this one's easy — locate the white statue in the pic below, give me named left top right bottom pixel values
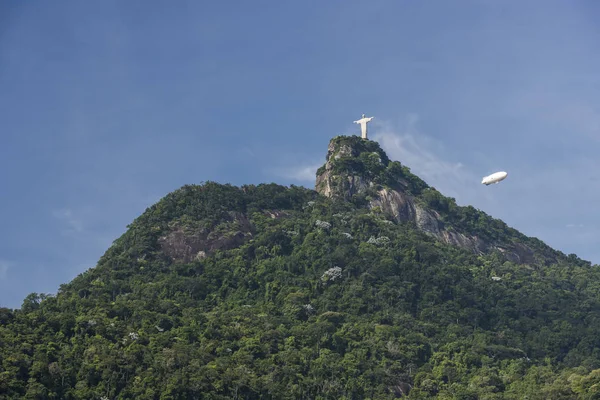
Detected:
left=353, top=113, right=374, bottom=139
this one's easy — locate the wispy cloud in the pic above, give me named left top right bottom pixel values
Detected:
left=237, top=147, right=256, bottom=158
left=0, top=261, right=10, bottom=280
left=369, top=115, right=600, bottom=264
left=273, top=162, right=322, bottom=183
left=371, top=115, right=484, bottom=204
left=52, top=208, right=84, bottom=233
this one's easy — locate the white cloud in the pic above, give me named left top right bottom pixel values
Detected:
left=371, top=116, right=484, bottom=204
left=52, top=208, right=84, bottom=233
left=275, top=163, right=322, bottom=183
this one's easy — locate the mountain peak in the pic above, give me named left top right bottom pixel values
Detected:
left=322, top=135, right=390, bottom=165
left=315, top=135, right=565, bottom=266
left=315, top=135, right=427, bottom=200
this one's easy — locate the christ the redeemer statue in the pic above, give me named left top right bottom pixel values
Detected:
left=354, top=114, right=374, bottom=139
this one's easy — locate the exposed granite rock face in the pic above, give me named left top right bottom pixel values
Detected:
left=315, top=170, right=372, bottom=200
left=496, top=243, right=535, bottom=264
left=158, top=211, right=253, bottom=263
left=315, top=136, right=386, bottom=200
left=372, top=188, right=540, bottom=263
left=371, top=187, right=488, bottom=255
left=315, top=172, right=333, bottom=197
left=332, top=143, right=357, bottom=159
left=264, top=210, right=290, bottom=219
left=370, top=188, right=416, bottom=222
left=158, top=208, right=291, bottom=263
left=158, top=228, right=249, bottom=263
left=315, top=136, right=545, bottom=264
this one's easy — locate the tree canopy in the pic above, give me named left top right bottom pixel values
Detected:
left=1, top=181, right=599, bottom=399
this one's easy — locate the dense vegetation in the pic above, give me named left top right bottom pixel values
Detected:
left=1, top=179, right=600, bottom=399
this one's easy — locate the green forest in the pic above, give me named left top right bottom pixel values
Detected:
left=2, top=138, right=600, bottom=399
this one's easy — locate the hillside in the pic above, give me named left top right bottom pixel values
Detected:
left=316, top=136, right=579, bottom=267
left=1, top=136, right=600, bottom=399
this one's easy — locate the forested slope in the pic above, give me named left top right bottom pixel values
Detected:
left=1, top=140, right=600, bottom=399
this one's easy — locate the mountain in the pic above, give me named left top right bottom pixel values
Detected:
left=316, top=136, right=573, bottom=267
left=1, top=136, right=600, bottom=399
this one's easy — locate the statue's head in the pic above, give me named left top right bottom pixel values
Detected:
left=362, top=114, right=365, bottom=118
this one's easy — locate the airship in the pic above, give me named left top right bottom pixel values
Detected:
left=481, top=171, right=508, bottom=186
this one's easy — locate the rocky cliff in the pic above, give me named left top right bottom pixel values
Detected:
left=315, top=135, right=560, bottom=265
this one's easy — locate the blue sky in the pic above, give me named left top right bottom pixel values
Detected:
left=2, top=0, right=600, bottom=308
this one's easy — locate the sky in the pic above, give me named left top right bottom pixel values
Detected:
left=1, top=0, right=600, bottom=308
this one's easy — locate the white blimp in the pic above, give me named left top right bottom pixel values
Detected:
left=481, top=171, right=508, bottom=186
